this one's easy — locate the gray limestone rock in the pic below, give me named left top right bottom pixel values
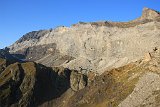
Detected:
left=8, top=7, right=160, bottom=74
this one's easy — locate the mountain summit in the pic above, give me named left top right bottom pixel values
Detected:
left=140, top=7, right=160, bottom=20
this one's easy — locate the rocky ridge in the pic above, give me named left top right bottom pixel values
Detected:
left=8, top=8, right=160, bottom=74
left=0, top=56, right=87, bottom=107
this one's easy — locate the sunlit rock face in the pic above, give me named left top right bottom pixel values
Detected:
left=9, top=8, right=160, bottom=74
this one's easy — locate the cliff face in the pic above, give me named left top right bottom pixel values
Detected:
left=8, top=8, right=160, bottom=74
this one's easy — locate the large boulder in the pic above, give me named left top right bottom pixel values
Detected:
left=70, top=71, right=87, bottom=91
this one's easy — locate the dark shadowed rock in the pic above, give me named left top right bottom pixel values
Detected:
left=16, top=30, right=50, bottom=43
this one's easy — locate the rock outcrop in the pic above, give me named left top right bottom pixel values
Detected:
left=140, top=7, right=160, bottom=20
left=70, top=71, right=87, bottom=91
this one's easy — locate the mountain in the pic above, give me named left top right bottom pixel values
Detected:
left=1, top=7, right=160, bottom=107
left=0, top=57, right=87, bottom=107
left=53, top=50, right=160, bottom=107
left=8, top=7, right=160, bottom=74
left=2, top=45, right=160, bottom=107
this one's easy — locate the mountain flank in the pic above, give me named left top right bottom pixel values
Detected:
left=0, top=7, right=160, bottom=107
left=8, top=7, right=160, bottom=74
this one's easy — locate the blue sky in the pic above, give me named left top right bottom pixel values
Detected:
left=0, top=0, right=160, bottom=49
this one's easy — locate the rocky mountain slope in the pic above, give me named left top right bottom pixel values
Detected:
left=1, top=47, right=160, bottom=107
left=54, top=50, right=160, bottom=107
left=8, top=7, right=160, bottom=74
left=0, top=56, right=87, bottom=107
left=0, top=7, right=160, bottom=107
left=0, top=48, right=19, bottom=61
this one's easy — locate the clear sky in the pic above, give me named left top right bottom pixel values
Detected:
left=0, top=0, right=160, bottom=49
